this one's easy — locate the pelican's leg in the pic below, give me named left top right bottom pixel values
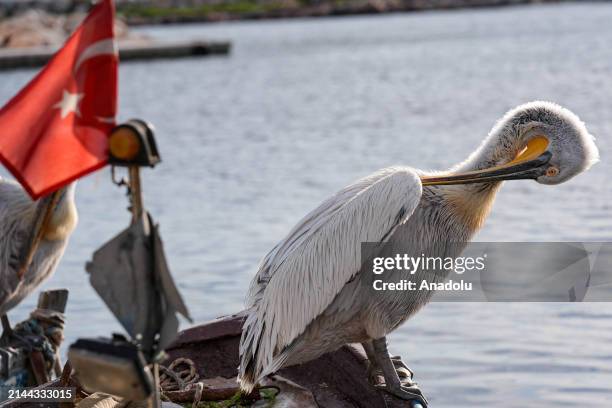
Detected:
left=372, top=337, right=428, bottom=407
left=1, top=315, right=12, bottom=338
left=0, top=315, right=30, bottom=347
left=362, top=341, right=384, bottom=386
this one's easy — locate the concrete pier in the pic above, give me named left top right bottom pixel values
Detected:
left=0, top=40, right=231, bottom=70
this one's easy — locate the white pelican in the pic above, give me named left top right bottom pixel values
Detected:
left=0, top=182, right=77, bottom=325
left=238, top=101, right=599, bottom=406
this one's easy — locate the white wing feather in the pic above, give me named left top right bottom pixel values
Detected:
left=0, top=178, right=38, bottom=313
left=239, top=166, right=423, bottom=386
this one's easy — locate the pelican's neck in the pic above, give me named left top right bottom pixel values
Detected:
left=434, top=129, right=519, bottom=234
left=454, top=129, right=518, bottom=174
left=438, top=181, right=501, bottom=234
left=44, top=183, right=78, bottom=241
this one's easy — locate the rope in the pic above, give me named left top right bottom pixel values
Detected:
left=160, top=357, right=199, bottom=391
left=160, top=358, right=281, bottom=406
left=13, top=309, right=65, bottom=362
left=160, top=357, right=203, bottom=404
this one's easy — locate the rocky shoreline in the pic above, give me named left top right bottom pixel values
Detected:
left=1, top=0, right=579, bottom=26
left=0, top=9, right=146, bottom=49
left=118, top=0, right=573, bottom=25
left=0, top=9, right=230, bottom=69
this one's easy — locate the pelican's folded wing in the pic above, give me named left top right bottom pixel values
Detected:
left=0, top=179, right=38, bottom=313
left=240, top=166, right=423, bottom=383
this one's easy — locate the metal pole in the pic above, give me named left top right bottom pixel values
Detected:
left=129, top=166, right=144, bottom=223
left=147, top=363, right=161, bottom=408
left=127, top=166, right=160, bottom=408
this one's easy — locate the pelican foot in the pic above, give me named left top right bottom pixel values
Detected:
left=390, top=355, right=415, bottom=385
left=363, top=343, right=415, bottom=386
left=370, top=337, right=428, bottom=407
left=375, top=382, right=428, bottom=407
left=366, top=359, right=413, bottom=387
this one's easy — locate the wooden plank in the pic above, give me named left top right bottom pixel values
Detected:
left=166, top=313, right=245, bottom=350
left=28, top=351, right=49, bottom=386
left=37, top=289, right=68, bottom=313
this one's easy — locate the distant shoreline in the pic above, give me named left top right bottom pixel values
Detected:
left=117, top=0, right=579, bottom=26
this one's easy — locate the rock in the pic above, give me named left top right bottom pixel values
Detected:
left=0, top=9, right=65, bottom=48
left=259, top=376, right=319, bottom=407
left=0, top=9, right=148, bottom=49
left=62, top=11, right=86, bottom=35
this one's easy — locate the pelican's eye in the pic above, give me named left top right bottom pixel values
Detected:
left=545, top=166, right=559, bottom=177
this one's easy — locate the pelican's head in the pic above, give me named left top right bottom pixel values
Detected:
left=421, top=101, right=599, bottom=186
left=508, top=101, right=599, bottom=185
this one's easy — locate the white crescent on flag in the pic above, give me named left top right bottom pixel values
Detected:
left=73, top=38, right=118, bottom=124
left=74, top=38, right=117, bottom=74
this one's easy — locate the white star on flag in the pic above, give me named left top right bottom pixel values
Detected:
left=54, top=90, right=84, bottom=119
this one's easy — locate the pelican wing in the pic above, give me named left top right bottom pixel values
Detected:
left=0, top=179, right=38, bottom=311
left=240, top=166, right=423, bottom=385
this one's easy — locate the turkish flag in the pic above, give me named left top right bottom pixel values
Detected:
left=0, top=0, right=117, bottom=199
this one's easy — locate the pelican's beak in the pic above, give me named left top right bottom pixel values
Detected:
left=421, top=136, right=553, bottom=186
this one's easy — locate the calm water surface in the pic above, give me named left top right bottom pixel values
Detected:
left=1, top=3, right=612, bottom=407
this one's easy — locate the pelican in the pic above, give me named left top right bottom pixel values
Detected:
left=0, top=182, right=77, bottom=328
left=238, top=101, right=599, bottom=406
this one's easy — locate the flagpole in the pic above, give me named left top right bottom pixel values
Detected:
left=17, top=190, right=63, bottom=280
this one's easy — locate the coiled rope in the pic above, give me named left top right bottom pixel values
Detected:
left=160, top=357, right=281, bottom=406
left=159, top=357, right=204, bottom=405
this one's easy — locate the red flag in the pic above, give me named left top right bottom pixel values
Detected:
left=0, top=0, right=117, bottom=199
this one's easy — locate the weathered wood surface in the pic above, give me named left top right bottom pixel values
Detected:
left=0, top=40, right=230, bottom=70
left=165, top=313, right=415, bottom=407
left=36, top=289, right=68, bottom=313
left=1, top=313, right=418, bottom=407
